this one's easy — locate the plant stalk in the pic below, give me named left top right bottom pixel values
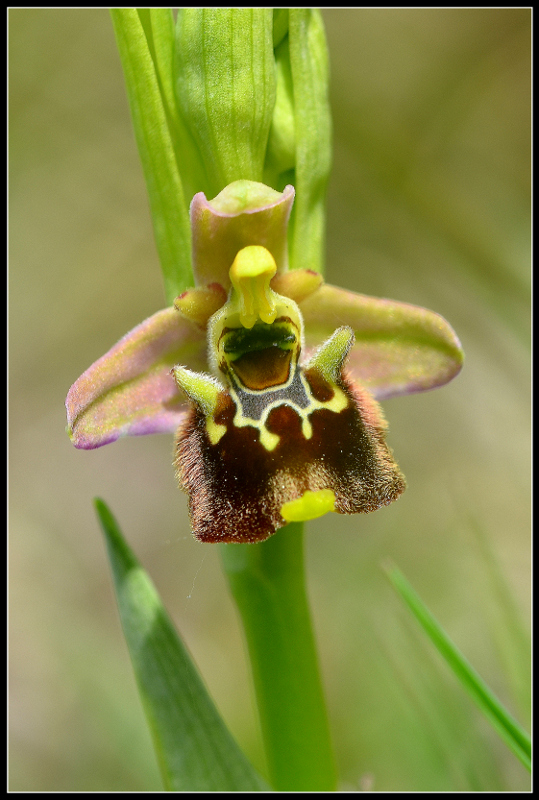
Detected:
left=220, top=522, right=337, bottom=791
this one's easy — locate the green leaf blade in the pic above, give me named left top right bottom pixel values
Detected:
left=141, top=9, right=176, bottom=122
left=94, top=498, right=268, bottom=791
left=288, top=9, right=332, bottom=275
left=110, top=9, right=192, bottom=303
left=384, top=563, right=531, bottom=772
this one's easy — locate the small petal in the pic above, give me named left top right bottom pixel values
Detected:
left=190, top=180, right=295, bottom=289
left=271, top=268, right=323, bottom=304
left=66, top=308, right=207, bottom=449
left=300, top=284, right=464, bottom=399
left=173, top=283, right=227, bottom=328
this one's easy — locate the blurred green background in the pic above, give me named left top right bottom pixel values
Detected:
left=9, top=8, right=530, bottom=792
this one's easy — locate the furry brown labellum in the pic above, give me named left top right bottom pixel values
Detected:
left=173, top=246, right=405, bottom=543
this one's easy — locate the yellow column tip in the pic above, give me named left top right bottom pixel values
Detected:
left=229, top=246, right=278, bottom=328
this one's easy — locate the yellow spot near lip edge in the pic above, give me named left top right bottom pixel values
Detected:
left=280, top=489, right=336, bottom=522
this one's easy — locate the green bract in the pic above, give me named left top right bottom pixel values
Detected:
left=111, top=9, right=332, bottom=302
left=175, top=9, right=276, bottom=195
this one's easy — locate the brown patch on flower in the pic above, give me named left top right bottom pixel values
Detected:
left=174, top=371, right=405, bottom=543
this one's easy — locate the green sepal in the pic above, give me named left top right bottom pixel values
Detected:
left=190, top=181, right=295, bottom=290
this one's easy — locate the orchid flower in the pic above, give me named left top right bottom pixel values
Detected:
left=66, top=180, right=463, bottom=543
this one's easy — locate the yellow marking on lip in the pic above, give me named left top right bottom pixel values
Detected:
left=323, top=386, right=348, bottom=414
left=227, top=372, right=349, bottom=452
left=301, top=417, right=313, bottom=439
left=280, top=489, right=336, bottom=522
left=258, top=426, right=280, bottom=452
left=206, top=418, right=227, bottom=445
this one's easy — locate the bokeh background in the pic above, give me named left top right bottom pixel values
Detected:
left=9, top=8, right=531, bottom=792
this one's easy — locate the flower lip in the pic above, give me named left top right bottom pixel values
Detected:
left=174, top=330, right=407, bottom=542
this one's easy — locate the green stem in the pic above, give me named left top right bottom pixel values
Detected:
left=220, top=522, right=337, bottom=791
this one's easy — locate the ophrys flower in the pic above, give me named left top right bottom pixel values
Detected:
left=66, top=181, right=463, bottom=542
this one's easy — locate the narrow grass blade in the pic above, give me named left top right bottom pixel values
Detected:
left=384, top=562, right=531, bottom=772
left=95, top=498, right=268, bottom=791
